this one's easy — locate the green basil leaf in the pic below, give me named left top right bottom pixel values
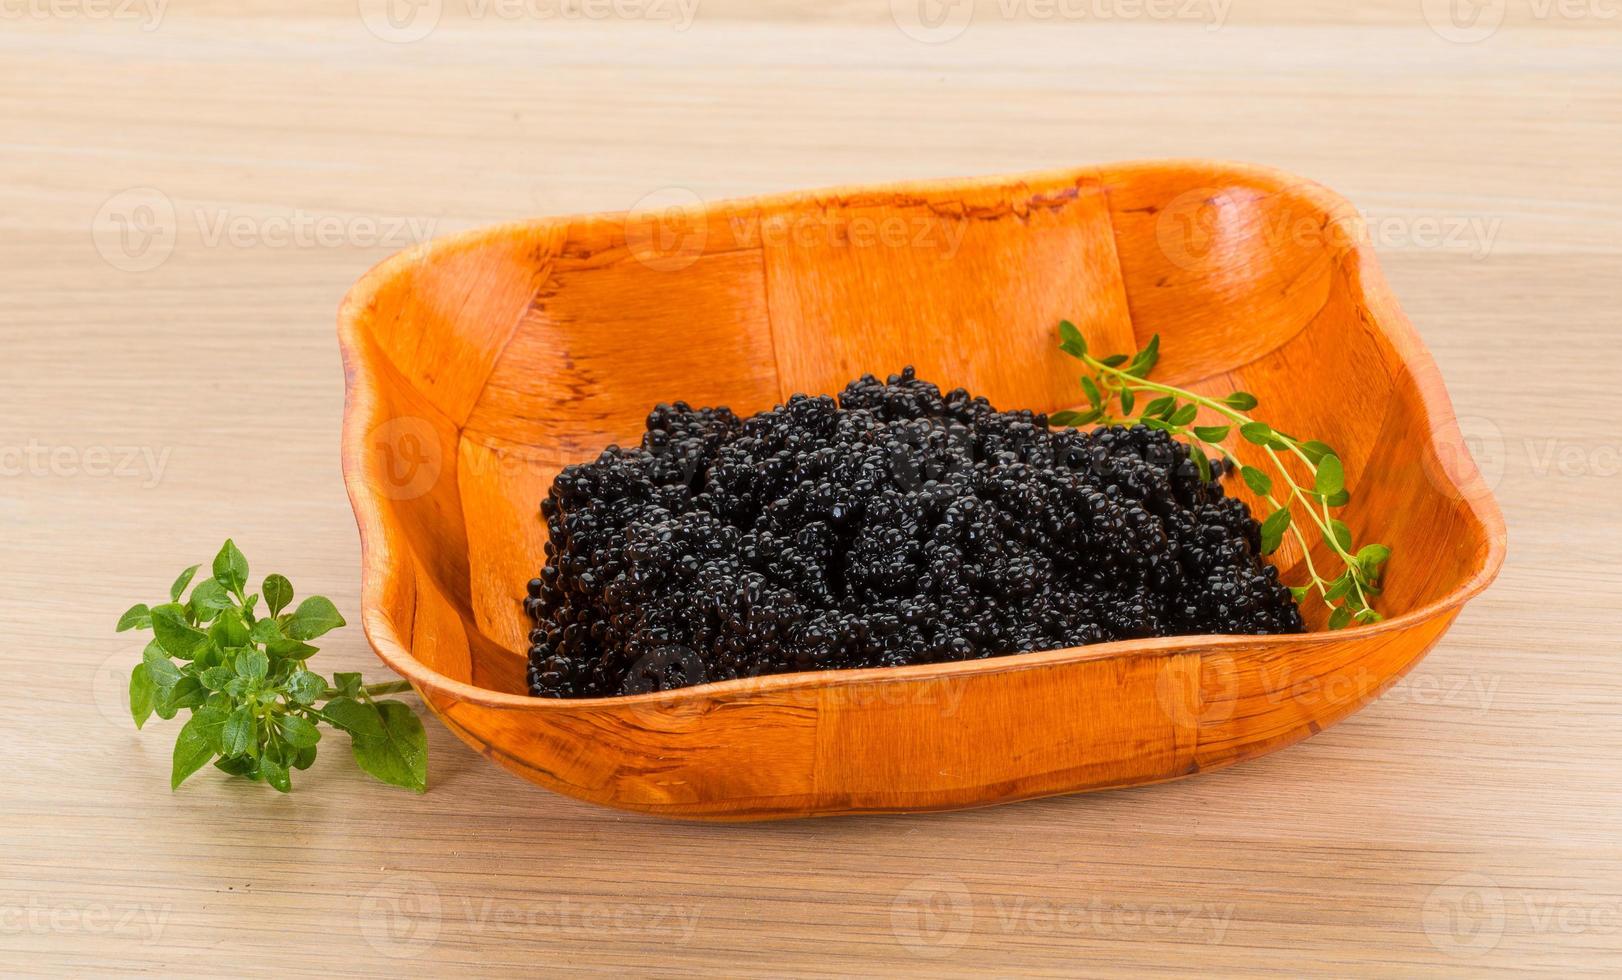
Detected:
left=1192, top=449, right=1211, bottom=483
left=214, top=755, right=257, bottom=779
left=249, top=617, right=283, bottom=646
left=117, top=603, right=152, bottom=632
left=213, top=539, right=249, bottom=595
left=1330, top=519, right=1353, bottom=552
left=129, top=661, right=155, bottom=729
left=142, top=646, right=183, bottom=691
left=284, top=596, right=346, bottom=641
left=1101, top=354, right=1129, bottom=368
left=1240, top=465, right=1272, bottom=497
left=1325, top=489, right=1350, bottom=507
left=1224, top=391, right=1259, bottom=411
left=150, top=603, right=208, bottom=660
left=1328, top=605, right=1353, bottom=630
left=169, top=565, right=200, bottom=603
left=291, top=745, right=318, bottom=771
left=347, top=701, right=427, bottom=794
left=236, top=648, right=269, bottom=682
left=262, top=574, right=294, bottom=617
left=171, top=706, right=227, bottom=790
left=285, top=670, right=325, bottom=706
left=320, top=697, right=383, bottom=737
left=1144, top=396, right=1176, bottom=420
left=1169, top=404, right=1198, bottom=426
left=279, top=714, right=322, bottom=749
left=333, top=673, right=364, bottom=699
left=257, top=755, right=291, bottom=793
left=1119, top=387, right=1135, bottom=415
left=1325, top=574, right=1353, bottom=601
left=1259, top=508, right=1292, bottom=555
left=1193, top=425, right=1230, bottom=443
left=221, top=706, right=254, bottom=756
left=1357, top=543, right=1392, bottom=568
left=1240, top=421, right=1275, bottom=447
left=190, top=578, right=233, bottom=618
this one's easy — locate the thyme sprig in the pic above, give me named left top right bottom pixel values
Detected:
left=1050, top=322, right=1390, bottom=629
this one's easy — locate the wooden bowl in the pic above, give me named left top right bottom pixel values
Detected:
left=338, top=160, right=1505, bottom=820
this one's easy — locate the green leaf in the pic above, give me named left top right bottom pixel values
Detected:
left=221, top=707, right=254, bottom=756
left=1329, top=519, right=1353, bottom=552
left=257, top=755, right=291, bottom=793
left=1048, top=409, right=1101, bottom=428
left=262, top=574, right=293, bottom=617
left=199, top=665, right=235, bottom=691
left=291, top=745, right=318, bottom=771
left=1080, top=376, right=1102, bottom=408
left=1193, top=425, right=1230, bottom=443
left=1328, top=605, right=1353, bottom=630
left=1169, top=404, right=1198, bottom=427
left=142, top=646, right=183, bottom=691
left=249, top=617, right=283, bottom=646
left=1240, top=421, right=1276, bottom=447
left=1058, top=320, right=1088, bottom=358
left=209, top=608, right=250, bottom=650
left=1357, top=543, right=1392, bottom=568
left=1325, top=489, right=1350, bottom=507
left=214, top=755, right=257, bottom=779
left=321, top=697, right=383, bottom=737
left=236, top=648, right=268, bottom=683
left=347, top=701, right=428, bottom=794
left=170, top=565, right=201, bottom=603
left=285, top=670, right=325, bottom=706
left=1315, top=454, right=1345, bottom=497
left=279, top=714, right=322, bottom=749
left=1192, top=449, right=1211, bottom=483
left=1325, top=574, right=1353, bottom=601
left=189, top=578, right=233, bottom=617
left=1144, top=396, right=1176, bottom=420
left=1259, top=508, right=1292, bottom=555
left=284, top=596, right=346, bottom=641
left=1300, top=440, right=1337, bottom=464
left=117, top=603, right=152, bottom=632
left=1101, top=354, right=1129, bottom=368
left=1355, top=609, right=1384, bottom=624
left=1224, top=391, right=1259, bottom=411
left=160, top=675, right=206, bottom=713
left=171, top=706, right=227, bottom=790
left=1119, top=387, right=1134, bottom=415
left=150, top=603, right=208, bottom=660
left=1139, top=416, right=1175, bottom=432
left=1124, top=335, right=1160, bottom=379
left=213, top=539, right=249, bottom=595
left=1240, top=466, right=1272, bottom=497
left=1288, top=585, right=1309, bottom=602
left=333, top=673, right=364, bottom=699
left=129, top=662, right=155, bottom=729
left=265, top=637, right=319, bottom=660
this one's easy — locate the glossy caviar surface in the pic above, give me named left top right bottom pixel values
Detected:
left=525, top=369, right=1303, bottom=698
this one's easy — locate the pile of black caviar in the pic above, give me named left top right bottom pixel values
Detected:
left=525, top=368, right=1302, bottom=698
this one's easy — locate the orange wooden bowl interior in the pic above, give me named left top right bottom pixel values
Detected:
left=338, top=160, right=1505, bottom=820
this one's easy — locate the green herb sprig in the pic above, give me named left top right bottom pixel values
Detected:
left=118, top=540, right=427, bottom=792
left=1050, top=322, right=1391, bottom=629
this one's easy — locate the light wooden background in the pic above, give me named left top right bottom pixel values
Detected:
left=3, top=0, right=1619, bottom=974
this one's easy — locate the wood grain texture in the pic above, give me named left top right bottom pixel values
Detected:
left=340, top=160, right=1506, bottom=819
left=5, top=1, right=1621, bottom=975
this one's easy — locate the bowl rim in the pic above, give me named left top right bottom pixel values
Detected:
left=337, top=157, right=1508, bottom=712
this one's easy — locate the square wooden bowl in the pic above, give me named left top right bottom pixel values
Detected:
left=338, top=160, right=1504, bottom=820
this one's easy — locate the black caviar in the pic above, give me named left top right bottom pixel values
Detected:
left=525, top=368, right=1302, bottom=698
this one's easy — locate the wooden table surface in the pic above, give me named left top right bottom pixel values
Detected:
left=4, top=1, right=1620, bottom=975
